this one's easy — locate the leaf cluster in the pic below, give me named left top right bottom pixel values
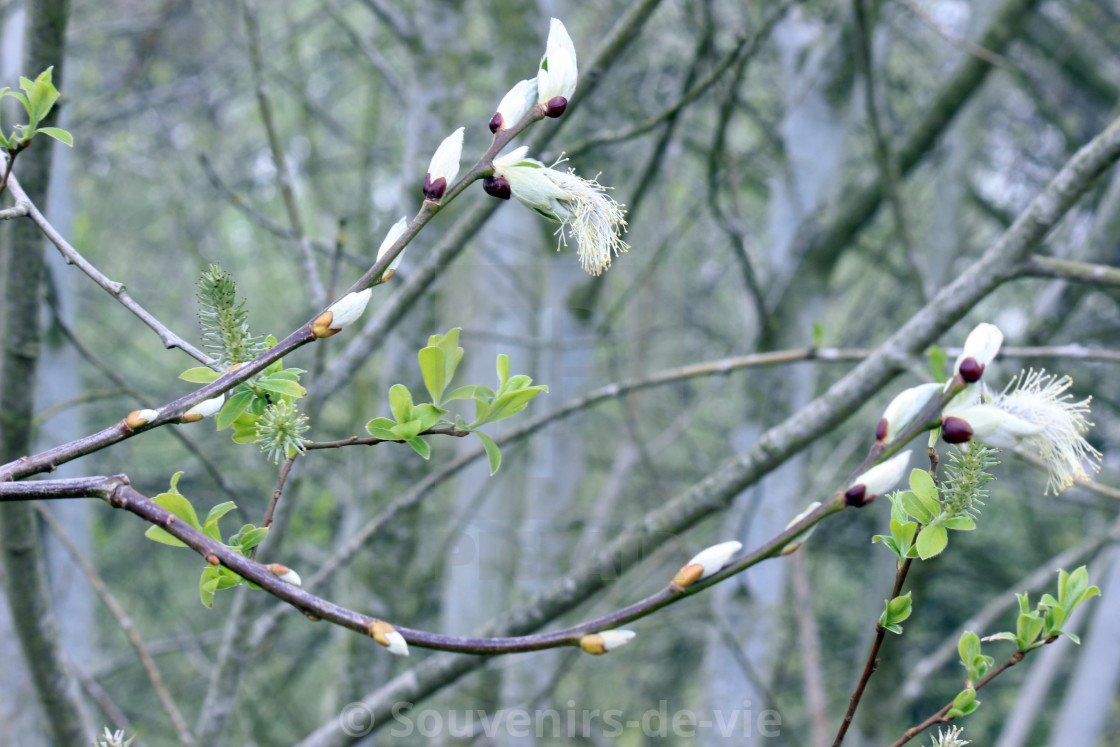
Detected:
left=142, top=472, right=269, bottom=607
left=0, top=67, right=73, bottom=149
left=365, top=328, right=548, bottom=473
left=873, top=468, right=977, bottom=562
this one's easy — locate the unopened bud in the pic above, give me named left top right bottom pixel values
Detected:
left=673, top=540, right=741, bottom=587
left=954, top=323, right=1003, bottom=381
left=182, top=395, right=224, bottom=423
left=579, top=629, right=635, bottom=655
left=370, top=620, right=409, bottom=656
left=780, top=501, right=821, bottom=555
left=268, top=563, right=302, bottom=586
left=313, top=289, right=372, bottom=338
left=423, top=127, right=464, bottom=202
left=848, top=450, right=911, bottom=505
left=126, top=408, right=160, bottom=428
left=544, top=96, right=568, bottom=118
left=941, top=415, right=974, bottom=444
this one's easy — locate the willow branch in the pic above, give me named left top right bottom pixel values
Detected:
left=1018, top=254, right=1120, bottom=287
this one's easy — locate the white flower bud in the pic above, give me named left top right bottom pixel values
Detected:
left=376, top=217, right=409, bottom=271
left=184, top=394, right=224, bottom=421
left=371, top=621, right=409, bottom=657
left=579, top=629, right=635, bottom=655
left=424, top=127, right=464, bottom=200
left=878, top=382, right=942, bottom=441
left=538, top=19, right=577, bottom=107
left=491, top=79, right=538, bottom=132
left=851, top=450, right=911, bottom=499
left=268, top=563, right=302, bottom=587
left=954, top=323, right=1003, bottom=379
left=322, top=288, right=374, bottom=331
left=681, top=540, right=742, bottom=581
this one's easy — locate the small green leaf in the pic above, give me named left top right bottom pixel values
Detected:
left=256, top=377, right=307, bottom=398
left=390, top=420, right=423, bottom=440
left=26, top=67, right=59, bottom=124
left=216, top=391, right=254, bottom=431
left=900, top=491, right=934, bottom=525
left=388, top=384, right=413, bottom=424
left=180, top=366, right=222, bottom=383
left=943, top=515, right=976, bottom=531
left=200, top=567, right=219, bottom=607
left=916, top=524, right=948, bottom=559
left=366, top=417, right=398, bottom=440
left=407, top=436, right=430, bottom=459
left=928, top=345, right=949, bottom=382
left=886, top=592, right=913, bottom=624
left=411, top=403, right=446, bottom=432
left=202, top=501, right=237, bottom=542
left=812, top=321, right=824, bottom=347
left=237, top=526, right=269, bottom=552
left=443, top=384, right=481, bottom=402
left=231, top=426, right=258, bottom=444
left=908, top=469, right=940, bottom=513
left=35, top=126, right=72, bottom=146
left=496, top=354, right=510, bottom=390
left=418, top=346, right=447, bottom=404
left=484, top=386, right=547, bottom=423
left=959, top=631, right=981, bottom=667
left=475, top=431, right=502, bottom=475
left=144, top=525, right=188, bottom=547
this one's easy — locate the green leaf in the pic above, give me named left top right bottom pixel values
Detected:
left=443, top=384, right=481, bottom=402
left=144, top=525, right=188, bottom=547
left=388, top=384, right=413, bottom=424
left=927, top=345, right=949, bottom=382
left=180, top=366, right=222, bottom=383
left=959, top=631, right=981, bottom=667
left=900, top=491, right=933, bottom=525
left=472, top=396, right=492, bottom=425
left=237, top=526, right=269, bottom=552
left=200, top=567, right=219, bottom=607
left=908, top=469, right=940, bottom=514
left=916, top=524, right=948, bottom=559
left=256, top=377, right=307, bottom=398
left=435, top=327, right=464, bottom=384
left=202, top=501, right=237, bottom=542
left=484, top=386, right=547, bottom=423
left=418, top=346, right=447, bottom=404
left=407, top=436, right=430, bottom=459
left=496, top=354, right=510, bottom=390
left=812, top=321, right=823, bottom=347
left=390, top=420, right=423, bottom=440
left=475, top=431, right=502, bottom=475
left=35, top=126, right=72, bottom=146
left=891, top=519, right=917, bottom=550
left=411, top=403, right=446, bottom=432
left=216, top=390, right=254, bottom=431
left=231, top=426, right=258, bottom=444
left=26, top=67, right=58, bottom=125
left=942, top=515, right=976, bottom=531
left=366, top=417, right=398, bottom=440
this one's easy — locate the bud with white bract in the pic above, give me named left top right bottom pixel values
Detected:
left=846, top=450, right=911, bottom=506
left=182, top=395, right=224, bottom=423
left=673, top=540, right=742, bottom=588
left=580, top=629, right=635, bottom=655
left=877, top=382, right=943, bottom=442
left=954, top=323, right=1003, bottom=383
left=490, top=79, right=538, bottom=133
left=423, top=127, right=464, bottom=201
left=370, top=620, right=409, bottom=656
left=313, top=289, right=372, bottom=338
left=375, top=217, right=409, bottom=280
left=537, top=19, right=577, bottom=117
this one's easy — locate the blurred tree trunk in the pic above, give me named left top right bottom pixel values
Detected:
left=0, top=0, right=93, bottom=744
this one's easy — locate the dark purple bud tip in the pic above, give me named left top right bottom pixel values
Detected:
left=941, top=416, right=974, bottom=444
left=844, top=485, right=869, bottom=507
left=875, top=418, right=889, bottom=442
left=958, top=357, right=984, bottom=383
left=423, top=174, right=447, bottom=201
left=489, top=113, right=504, bottom=134
left=483, top=175, right=511, bottom=200
left=544, top=96, right=568, bottom=118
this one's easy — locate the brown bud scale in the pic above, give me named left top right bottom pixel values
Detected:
left=941, top=416, right=974, bottom=444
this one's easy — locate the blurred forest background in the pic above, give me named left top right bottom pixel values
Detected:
left=1, top=0, right=1119, bottom=745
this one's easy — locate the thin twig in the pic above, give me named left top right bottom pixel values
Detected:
left=3, top=170, right=215, bottom=364
left=833, top=558, right=915, bottom=746
left=240, top=0, right=326, bottom=308
left=35, top=504, right=195, bottom=745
